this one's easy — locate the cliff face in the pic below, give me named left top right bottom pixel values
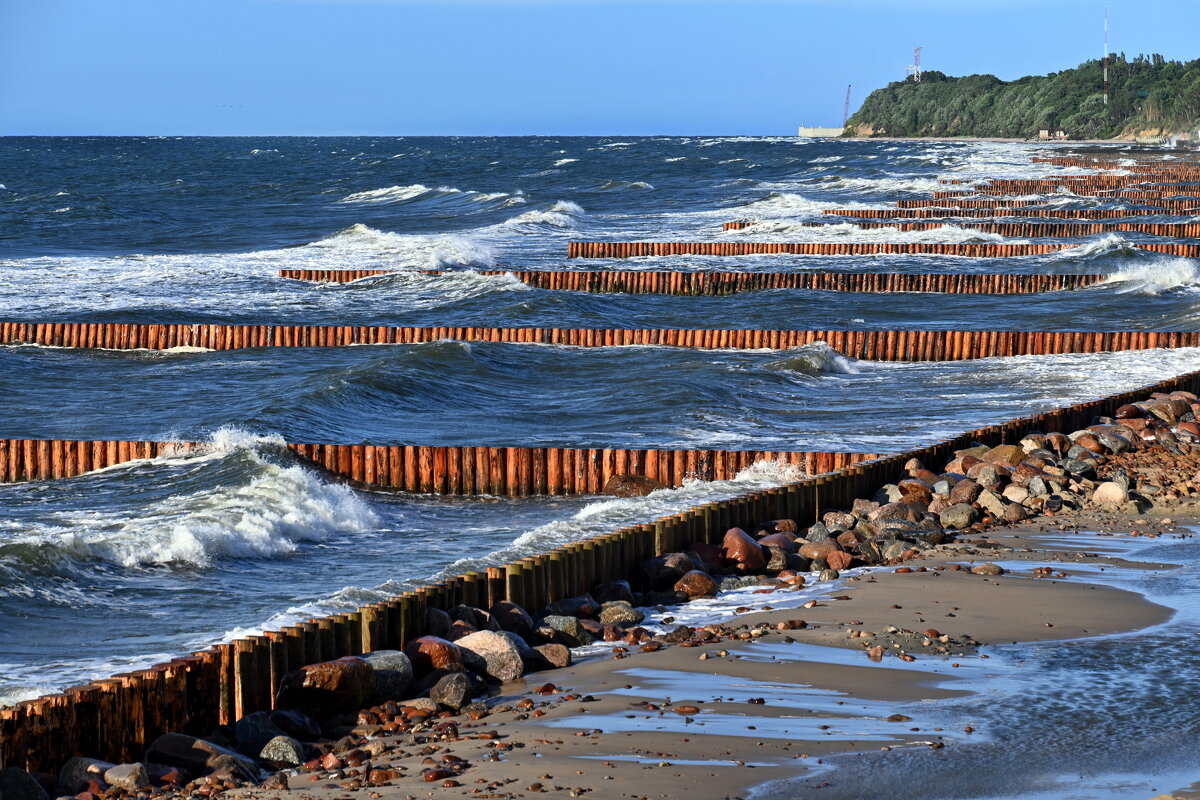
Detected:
left=844, top=55, right=1200, bottom=140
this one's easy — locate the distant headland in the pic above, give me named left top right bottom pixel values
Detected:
left=843, top=53, right=1199, bottom=142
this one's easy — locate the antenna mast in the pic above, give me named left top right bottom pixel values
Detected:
left=907, top=46, right=923, bottom=83
left=1103, top=7, right=1109, bottom=105
left=842, top=84, right=852, bottom=126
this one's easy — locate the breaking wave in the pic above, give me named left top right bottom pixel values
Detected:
left=1102, top=258, right=1200, bottom=295
left=764, top=342, right=861, bottom=376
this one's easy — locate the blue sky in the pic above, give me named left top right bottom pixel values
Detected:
left=2, top=0, right=1198, bottom=135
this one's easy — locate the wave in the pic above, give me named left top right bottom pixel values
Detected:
left=815, top=175, right=945, bottom=195
left=554, top=158, right=579, bottom=167
left=739, top=191, right=887, bottom=217
left=809, top=155, right=842, bottom=164
left=665, top=157, right=687, bottom=162
left=599, top=180, right=655, bottom=191
left=1052, top=233, right=1139, bottom=261
left=764, top=342, right=860, bottom=375
left=728, top=220, right=1016, bottom=245
left=1102, top=258, right=1200, bottom=295
left=0, top=428, right=377, bottom=578
left=500, top=200, right=586, bottom=231
left=337, top=184, right=522, bottom=208
left=308, top=223, right=496, bottom=269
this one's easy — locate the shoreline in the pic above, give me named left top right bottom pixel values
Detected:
left=235, top=509, right=1189, bottom=800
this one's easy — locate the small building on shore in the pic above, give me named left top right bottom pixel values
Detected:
left=798, top=126, right=845, bottom=137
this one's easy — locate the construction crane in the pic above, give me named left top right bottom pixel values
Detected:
left=842, top=84, right=852, bottom=126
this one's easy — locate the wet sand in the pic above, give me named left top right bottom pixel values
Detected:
left=233, top=513, right=1189, bottom=800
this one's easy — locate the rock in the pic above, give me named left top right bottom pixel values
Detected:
left=404, top=636, right=464, bottom=675
left=598, top=601, right=644, bottom=625
left=826, top=551, right=852, bottom=571
left=1092, top=481, right=1130, bottom=506
left=455, top=630, right=525, bottom=683
left=361, top=649, right=414, bottom=701
left=852, top=498, right=881, bottom=517
left=0, top=768, right=49, bottom=800
left=722, top=527, right=766, bottom=572
left=541, top=614, right=592, bottom=647
left=1097, top=431, right=1132, bottom=454
left=983, top=445, right=1025, bottom=467
left=267, top=709, right=321, bottom=741
left=103, top=763, right=149, bottom=792
left=545, top=594, right=600, bottom=619
left=805, top=522, right=831, bottom=542
left=819, top=569, right=840, bottom=581
left=1002, top=484, right=1031, bottom=504
left=1003, top=503, right=1028, bottom=523
left=938, top=503, right=978, bottom=530
left=425, top=606, right=453, bottom=639
left=868, top=502, right=913, bottom=522
left=262, top=772, right=290, bottom=791
left=1115, top=403, right=1145, bottom=419
left=968, top=463, right=1004, bottom=489
left=879, top=539, right=910, bottom=561
left=755, top=518, right=798, bottom=535
left=971, top=563, right=1005, bottom=576
left=977, top=489, right=1007, bottom=518
left=144, top=733, right=259, bottom=778
left=822, top=511, right=856, bottom=532
left=430, top=673, right=472, bottom=711
left=686, top=542, right=726, bottom=573
left=275, top=656, right=374, bottom=719
left=603, top=474, right=668, bottom=497
left=642, top=552, right=700, bottom=588
left=533, top=643, right=572, bottom=669
left=259, top=736, right=306, bottom=766
left=763, top=545, right=790, bottom=571
left=233, top=711, right=287, bottom=756
left=756, top=532, right=798, bottom=552
left=58, top=759, right=114, bottom=793
left=673, top=570, right=719, bottom=598
left=398, top=697, right=438, bottom=713
left=873, top=484, right=904, bottom=504
left=799, top=537, right=840, bottom=562
left=593, top=580, right=636, bottom=605
left=945, top=479, right=984, bottom=503
left=489, top=601, right=535, bottom=638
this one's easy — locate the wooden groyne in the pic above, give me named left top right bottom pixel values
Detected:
left=566, top=242, right=1071, bottom=258
left=5, top=365, right=1199, bottom=775
left=895, top=198, right=1200, bottom=210
left=567, top=241, right=1200, bottom=258
left=280, top=269, right=1107, bottom=295
left=721, top=220, right=1200, bottom=237
left=822, top=208, right=1200, bottom=220
left=0, top=438, right=875, bottom=497
left=4, top=323, right=1200, bottom=360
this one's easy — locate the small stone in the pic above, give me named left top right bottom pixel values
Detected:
left=971, top=563, right=1005, bottom=576
left=259, top=736, right=306, bottom=766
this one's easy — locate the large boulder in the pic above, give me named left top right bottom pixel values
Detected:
left=0, top=768, right=49, bottom=800
left=598, top=601, right=644, bottom=625
left=104, top=764, right=150, bottom=792
left=233, top=711, right=287, bottom=756
left=58, top=758, right=114, bottom=793
left=544, top=594, right=600, bottom=619
left=275, top=656, right=374, bottom=720
left=541, top=615, right=592, bottom=647
left=404, top=636, right=464, bottom=676
left=798, top=538, right=840, bottom=562
left=642, top=552, right=699, bottom=588
left=455, top=630, right=525, bottom=683
left=603, top=474, right=668, bottom=497
left=259, top=736, right=306, bottom=767
left=674, top=570, right=718, bottom=599
left=1092, top=481, right=1130, bottom=506
left=722, top=528, right=766, bottom=572
left=593, top=580, right=636, bottom=605
left=361, top=650, right=414, bottom=701
left=488, top=601, right=535, bottom=638
left=938, top=503, right=978, bottom=530
left=430, top=673, right=472, bottom=711
left=144, top=733, right=259, bottom=780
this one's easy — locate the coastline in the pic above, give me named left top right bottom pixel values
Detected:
left=239, top=510, right=1189, bottom=800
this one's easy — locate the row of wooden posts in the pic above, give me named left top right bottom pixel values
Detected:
left=821, top=207, right=1199, bottom=220
left=5, top=323, right=1200, bottom=360
left=566, top=241, right=1200, bottom=258
left=935, top=188, right=1200, bottom=199
left=0, top=438, right=875, bottom=497
left=279, top=269, right=1107, bottom=295
left=722, top=220, right=1200, bottom=238
left=4, top=361, right=1199, bottom=774
left=940, top=177, right=1200, bottom=189
left=895, top=197, right=1200, bottom=210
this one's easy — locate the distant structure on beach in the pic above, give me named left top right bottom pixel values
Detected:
left=797, top=125, right=845, bottom=137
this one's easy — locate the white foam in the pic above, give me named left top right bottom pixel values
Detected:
left=554, top=158, right=579, bottom=167
left=1103, top=258, right=1200, bottom=295
left=338, top=184, right=441, bottom=204
left=1054, top=233, right=1137, bottom=260
left=728, top=221, right=1017, bottom=245
left=0, top=428, right=378, bottom=571
left=501, top=200, right=586, bottom=231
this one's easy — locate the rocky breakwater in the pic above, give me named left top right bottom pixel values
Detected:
left=9, top=387, right=1200, bottom=799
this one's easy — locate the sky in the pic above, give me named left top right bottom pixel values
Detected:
left=2, top=0, right=1199, bottom=136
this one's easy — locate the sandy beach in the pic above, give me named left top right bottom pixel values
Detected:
left=227, top=508, right=1192, bottom=800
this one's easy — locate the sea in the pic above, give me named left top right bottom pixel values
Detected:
left=1, top=135, right=1199, bottom=720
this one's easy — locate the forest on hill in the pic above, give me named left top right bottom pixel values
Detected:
left=844, top=54, right=1200, bottom=139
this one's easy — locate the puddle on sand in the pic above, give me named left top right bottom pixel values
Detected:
left=753, top=532, right=1200, bottom=800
